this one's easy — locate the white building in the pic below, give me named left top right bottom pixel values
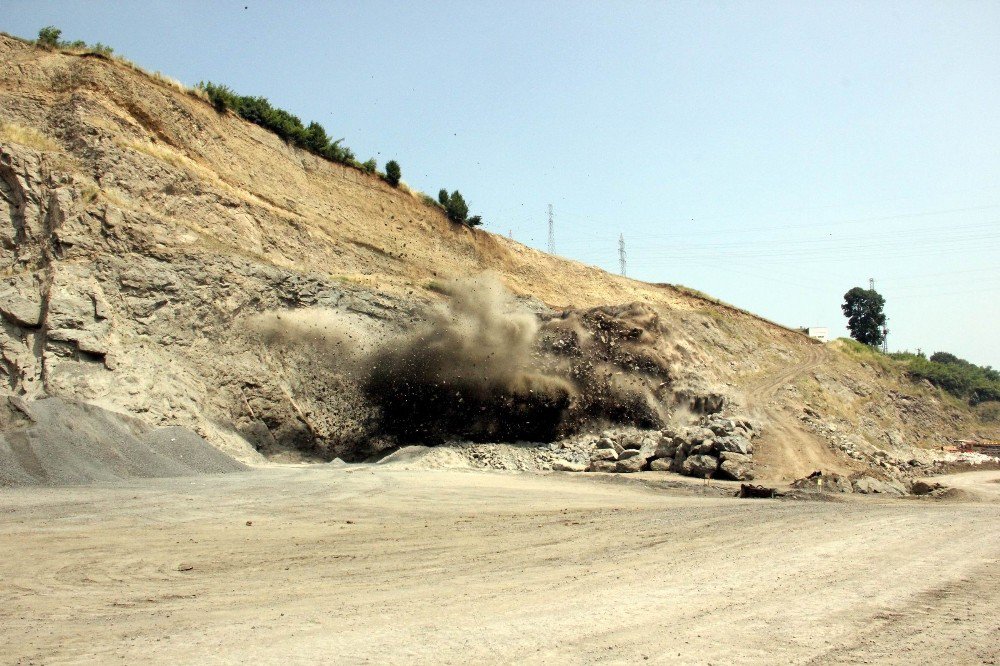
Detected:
left=798, top=326, right=829, bottom=342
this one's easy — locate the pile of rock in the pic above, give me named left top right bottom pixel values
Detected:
left=585, top=416, right=759, bottom=480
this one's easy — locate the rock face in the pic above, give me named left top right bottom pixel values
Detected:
left=3, top=35, right=991, bottom=473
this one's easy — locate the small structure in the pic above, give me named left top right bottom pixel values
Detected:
left=797, top=326, right=829, bottom=343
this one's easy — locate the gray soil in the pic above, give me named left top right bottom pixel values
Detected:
left=2, top=465, right=997, bottom=664
left=0, top=397, right=246, bottom=486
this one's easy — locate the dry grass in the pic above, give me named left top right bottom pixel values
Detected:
left=0, top=122, right=60, bottom=152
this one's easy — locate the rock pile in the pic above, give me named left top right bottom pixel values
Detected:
left=584, top=415, right=759, bottom=480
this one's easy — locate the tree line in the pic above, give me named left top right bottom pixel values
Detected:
left=842, top=285, right=998, bottom=406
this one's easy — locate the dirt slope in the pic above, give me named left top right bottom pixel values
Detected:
left=0, top=34, right=994, bottom=479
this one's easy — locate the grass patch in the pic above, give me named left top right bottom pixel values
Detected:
left=0, top=121, right=60, bottom=152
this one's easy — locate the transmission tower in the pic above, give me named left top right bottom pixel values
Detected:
left=619, top=233, right=627, bottom=276
left=869, top=278, right=889, bottom=352
left=547, top=204, right=555, bottom=254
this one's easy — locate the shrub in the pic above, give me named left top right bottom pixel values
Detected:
left=89, top=42, right=114, bottom=56
left=467, top=215, right=483, bottom=227
left=384, top=160, right=401, bottom=186
left=898, top=351, right=1000, bottom=406
left=978, top=402, right=1000, bottom=423
left=438, top=189, right=449, bottom=206
left=304, top=121, right=329, bottom=155
left=361, top=158, right=377, bottom=174
left=37, top=26, right=61, bottom=48
left=444, top=190, right=468, bottom=224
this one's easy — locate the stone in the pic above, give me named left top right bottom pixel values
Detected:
left=654, top=435, right=677, bottom=459
left=681, top=454, right=719, bottom=478
left=707, top=419, right=735, bottom=436
left=617, top=449, right=642, bottom=460
left=552, top=460, right=586, bottom=472
left=649, top=458, right=672, bottom=472
left=586, top=460, right=617, bottom=473
left=691, top=440, right=715, bottom=455
left=714, top=435, right=752, bottom=455
left=852, top=476, right=905, bottom=496
left=720, top=451, right=751, bottom=465
left=719, top=459, right=753, bottom=481
left=615, top=456, right=645, bottom=473
left=591, top=447, right=618, bottom=461
left=0, top=287, right=43, bottom=327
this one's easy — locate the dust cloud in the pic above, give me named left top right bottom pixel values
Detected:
left=365, top=274, right=575, bottom=443
left=255, top=274, right=703, bottom=449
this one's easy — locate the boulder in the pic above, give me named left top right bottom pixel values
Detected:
left=597, top=437, right=622, bottom=454
left=718, top=459, right=753, bottom=481
left=617, top=449, right=643, bottom=460
left=715, top=435, right=752, bottom=455
left=615, top=456, right=645, bottom=473
left=707, top=419, right=736, bottom=436
left=691, top=440, right=715, bottom=455
left=591, top=447, right=618, bottom=462
left=681, top=454, right=719, bottom=478
left=653, top=436, right=677, bottom=459
left=853, top=476, right=905, bottom=496
left=586, top=460, right=617, bottom=473
left=552, top=460, right=586, bottom=472
left=649, top=458, right=672, bottom=472
left=720, top=451, right=752, bottom=465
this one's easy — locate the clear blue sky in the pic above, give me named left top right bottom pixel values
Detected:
left=6, top=1, right=999, bottom=366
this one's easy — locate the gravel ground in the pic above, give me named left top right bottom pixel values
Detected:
left=1, top=466, right=997, bottom=664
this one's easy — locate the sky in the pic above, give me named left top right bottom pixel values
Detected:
left=5, top=1, right=999, bottom=367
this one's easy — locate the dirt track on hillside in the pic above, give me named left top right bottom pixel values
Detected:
left=2, top=467, right=997, bottom=664
left=745, top=344, right=862, bottom=481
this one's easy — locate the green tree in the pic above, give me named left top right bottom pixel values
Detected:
left=841, top=287, right=886, bottom=347
left=445, top=190, right=468, bottom=224
left=384, top=160, right=401, bottom=186
left=467, top=215, right=483, bottom=227
left=37, top=26, right=62, bottom=48
left=438, top=189, right=449, bottom=206
left=304, top=122, right=329, bottom=155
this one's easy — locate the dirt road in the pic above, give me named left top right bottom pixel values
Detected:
left=2, top=466, right=998, bottom=664
left=744, top=344, right=860, bottom=481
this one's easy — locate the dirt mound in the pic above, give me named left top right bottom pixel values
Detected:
left=0, top=397, right=246, bottom=487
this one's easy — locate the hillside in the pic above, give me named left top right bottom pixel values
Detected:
left=0, top=33, right=995, bottom=482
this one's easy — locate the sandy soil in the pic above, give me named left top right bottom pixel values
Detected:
left=2, top=466, right=998, bottom=665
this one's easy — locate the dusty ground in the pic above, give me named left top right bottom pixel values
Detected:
left=2, top=466, right=997, bottom=664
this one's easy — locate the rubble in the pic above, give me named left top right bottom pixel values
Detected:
left=581, top=414, right=761, bottom=480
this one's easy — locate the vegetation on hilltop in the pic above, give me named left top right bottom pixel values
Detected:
left=839, top=339, right=1000, bottom=408
left=24, top=26, right=489, bottom=233
left=35, top=25, right=113, bottom=56
left=891, top=350, right=1000, bottom=405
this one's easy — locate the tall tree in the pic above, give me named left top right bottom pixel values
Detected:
left=384, top=160, right=401, bottom=187
left=444, top=190, right=468, bottom=224
left=841, top=287, right=886, bottom=347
